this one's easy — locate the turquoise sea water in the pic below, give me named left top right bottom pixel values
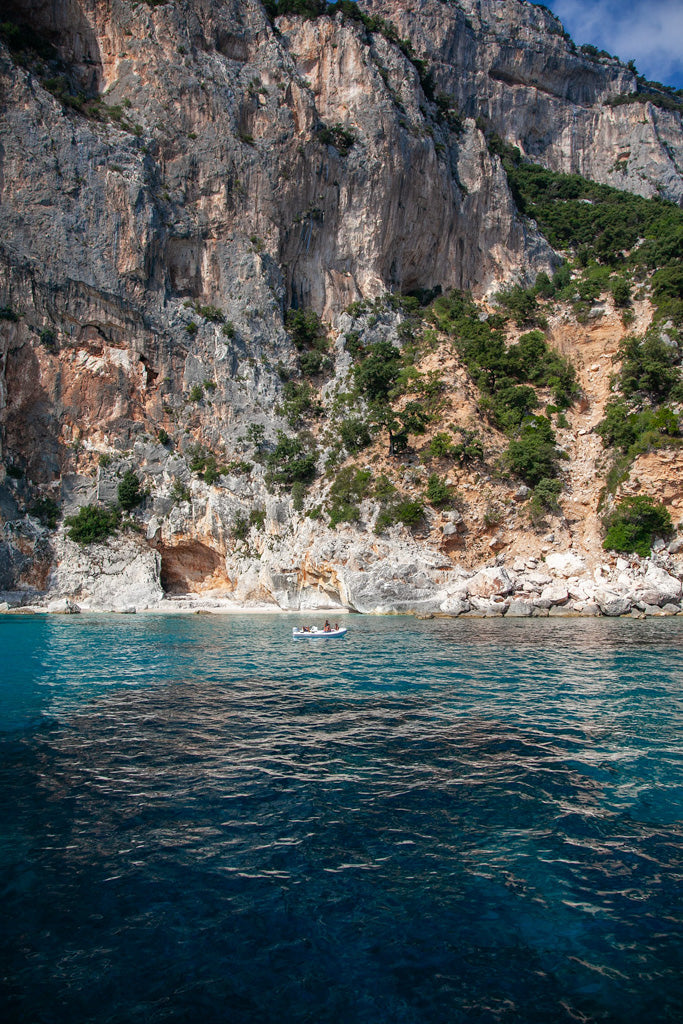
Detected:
left=0, top=613, right=682, bottom=1023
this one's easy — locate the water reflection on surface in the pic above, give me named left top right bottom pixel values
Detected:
left=1, top=614, right=682, bottom=1022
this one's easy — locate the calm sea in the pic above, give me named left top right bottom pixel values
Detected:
left=1, top=613, right=682, bottom=1023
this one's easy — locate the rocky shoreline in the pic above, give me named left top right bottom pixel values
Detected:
left=2, top=533, right=682, bottom=620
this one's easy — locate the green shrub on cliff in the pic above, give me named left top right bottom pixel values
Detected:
left=374, top=497, right=425, bottom=534
left=117, top=470, right=143, bottom=511
left=327, top=465, right=372, bottom=527
left=507, top=416, right=560, bottom=486
left=266, top=431, right=317, bottom=487
left=29, top=496, right=60, bottom=529
left=66, top=505, right=120, bottom=544
left=602, top=495, right=672, bottom=557
left=425, top=473, right=453, bottom=508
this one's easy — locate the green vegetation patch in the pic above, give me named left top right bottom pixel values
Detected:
left=29, top=496, right=60, bottom=529
left=266, top=431, right=317, bottom=487
left=602, top=494, right=673, bottom=557
left=495, top=142, right=683, bottom=326
left=66, top=504, right=120, bottom=544
left=507, top=415, right=560, bottom=487
left=327, top=465, right=372, bottom=527
left=117, top=470, right=143, bottom=511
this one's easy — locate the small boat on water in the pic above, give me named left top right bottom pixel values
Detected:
left=292, top=626, right=348, bottom=639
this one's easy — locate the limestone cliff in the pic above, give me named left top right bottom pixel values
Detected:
left=360, top=0, right=683, bottom=204
left=0, top=0, right=682, bottom=615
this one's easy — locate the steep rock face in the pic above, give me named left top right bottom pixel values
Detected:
left=0, top=0, right=550, bottom=324
left=360, top=0, right=683, bottom=203
left=0, top=0, right=682, bottom=612
left=0, top=0, right=553, bottom=489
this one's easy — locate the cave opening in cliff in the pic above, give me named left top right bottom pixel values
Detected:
left=158, top=541, right=228, bottom=595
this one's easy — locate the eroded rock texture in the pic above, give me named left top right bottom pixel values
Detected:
left=0, top=0, right=682, bottom=609
left=361, top=0, right=683, bottom=204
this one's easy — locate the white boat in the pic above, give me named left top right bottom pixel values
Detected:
left=292, top=626, right=348, bottom=639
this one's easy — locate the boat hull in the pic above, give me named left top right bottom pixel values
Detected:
left=292, top=628, right=347, bottom=639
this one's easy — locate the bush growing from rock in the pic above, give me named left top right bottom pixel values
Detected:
left=327, top=465, right=372, bottom=527
left=339, top=416, right=372, bottom=454
left=529, top=477, right=562, bottom=523
left=375, top=497, right=425, bottom=534
left=611, top=278, right=631, bottom=308
left=291, top=481, right=306, bottom=511
left=354, top=340, right=402, bottom=402
left=232, top=514, right=249, bottom=541
left=602, top=494, right=672, bottom=556
left=429, top=432, right=455, bottom=458
left=249, top=506, right=266, bottom=530
left=374, top=474, right=396, bottom=503
left=266, top=431, right=317, bottom=487
left=507, top=416, right=559, bottom=486
left=425, top=473, right=453, bottom=508
left=285, top=308, right=325, bottom=351
left=618, top=334, right=682, bottom=402
left=117, top=470, right=143, bottom=511
left=171, top=479, right=191, bottom=504
left=451, top=430, right=484, bottom=464
left=39, top=327, right=57, bottom=350
left=279, top=380, right=322, bottom=426
left=66, top=504, right=120, bottom=544
left=29, top=496, right=60, bottom=529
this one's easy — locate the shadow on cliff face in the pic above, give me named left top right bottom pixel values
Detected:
left=3, top=0, right=103, bottom=92
left=0, top=518, right=54, bottom=592
left=3, top=338, right=61, bottom=486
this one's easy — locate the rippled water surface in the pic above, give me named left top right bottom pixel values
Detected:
left=1, top=613, right=682, bottom=1023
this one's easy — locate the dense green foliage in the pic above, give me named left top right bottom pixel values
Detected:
left=618, top=334, right=683, bottom=403
left=339, top=416, right=372, bottom=454
left=66, top=504, right=120, bottom=544
left=602, top=495, right=673, bottom=556
left=327, top=465, right=372, bottom=527
left=498, top=145, right=683, bottom=326
left=596, top=332, right=682, bottom=476
left=39, top=328, right=57, bottom=351
left=425, top=474, right=453, bottom=508
left=353, top=340, right=402, bottom=402
left=285, top=308, right=326, bottom=351
left=529, top=478, right=562, bottom=522
left=596, top=401, right=680, bottom=456
left=493, top=286, right=545, bottom=329
left=430, top=291, right=576, bottom=432
left=266, top=431, right=317, bottom=486
left=506, top=416, right=559, bottom=486
left=375, top=497, right=425, bottom=534
left=117, top=470, right=143, bottom=511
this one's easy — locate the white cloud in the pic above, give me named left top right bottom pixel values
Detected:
left=549, top=0, right=683, bottom=87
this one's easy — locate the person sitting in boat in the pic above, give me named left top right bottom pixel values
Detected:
left=334, top=623, right=339, bottom=631
left=324, top=619, right=331, bottom=632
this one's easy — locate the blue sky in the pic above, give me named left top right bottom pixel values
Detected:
left=535, top=0, right=683, bottom=89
